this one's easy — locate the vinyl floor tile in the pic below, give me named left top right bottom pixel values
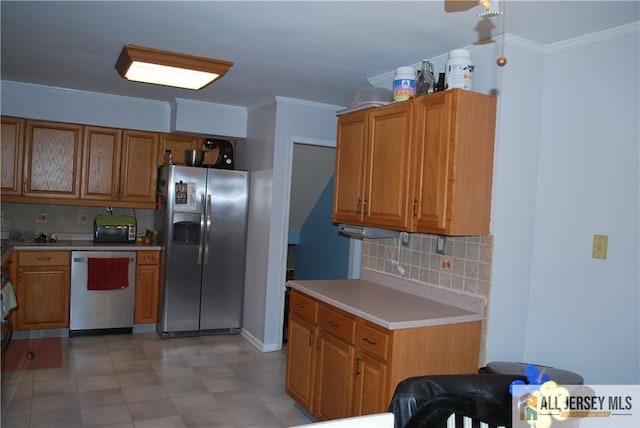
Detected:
left=1, top=333, right=312, bottom=428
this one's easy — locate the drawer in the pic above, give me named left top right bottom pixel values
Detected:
left=137, top=250, right=160, bottom=265
left=318, top=304, right=356, bottom=344
left=290, top=290, right=318, bottom=324
left=357, top=321, right=390, bottom=362
left=18, top=251, right=70, bottom=266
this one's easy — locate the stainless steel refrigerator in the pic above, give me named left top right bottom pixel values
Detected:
left=155, top=165, right=249, bottom=338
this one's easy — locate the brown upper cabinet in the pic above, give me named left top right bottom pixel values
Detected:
left=333, top=89, right=496, bottom=236
left=80, top=127, right=160, bottom=207
left=117, top=130, right=159, bottom=205
left=158, top=133, right=201, bottom=166
left=23, top=120, right=83, bottom=199
left=1, top=116, right=24, bottom=195
left=333, top=102, right=414, bottom=230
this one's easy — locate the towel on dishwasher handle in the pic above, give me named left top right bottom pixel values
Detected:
left=1, top=281, right=17, bottom=319
left=87, top=258, right=129, bottom=290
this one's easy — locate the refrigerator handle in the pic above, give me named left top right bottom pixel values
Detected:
left=204, top=194, right=212, bottom=264
left=198, top=193, right=205, bottom=265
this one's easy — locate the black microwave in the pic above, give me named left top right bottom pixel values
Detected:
left=93, top=215, right=136, bottom=243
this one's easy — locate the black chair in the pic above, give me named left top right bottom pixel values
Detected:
left=388, top=374, right=526, bottom=428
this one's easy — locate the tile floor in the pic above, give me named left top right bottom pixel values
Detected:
left=1, top=333, right=313, bottom=428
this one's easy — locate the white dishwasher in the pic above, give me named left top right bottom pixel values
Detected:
left=70, top=251, right=136, bottom=336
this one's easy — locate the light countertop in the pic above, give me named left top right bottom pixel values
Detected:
left=287, top=277, right=483, bottom=330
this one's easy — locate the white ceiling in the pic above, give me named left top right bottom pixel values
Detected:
left=2, top=1, right=638, bottom=109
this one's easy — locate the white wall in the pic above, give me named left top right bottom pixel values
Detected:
left=0, top=80, right=247, bottom=136
left=249, top=98, right=340, bottom=351
left=525, top=32, right=639, bottom=384
left=482, top=40, right=546, bottom=364
left=237, top=100, right=277, bottom=350
left=485, top=27, right=639, bottom=384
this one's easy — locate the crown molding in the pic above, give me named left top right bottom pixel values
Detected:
left=545, top=21, right=640, bottom=55
left=367, top=21, right=639, bottom=87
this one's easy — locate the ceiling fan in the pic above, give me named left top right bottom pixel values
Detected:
left=446, top=0, right=507, bottom=66
left=445, top=0, right=502, bottom=17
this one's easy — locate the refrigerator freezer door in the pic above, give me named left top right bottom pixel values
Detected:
left=158, top=165, right=207, bottom=335
left=200, top=169, right=249, bottom=332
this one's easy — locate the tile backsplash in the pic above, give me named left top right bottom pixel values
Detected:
left=0, top=203, right=155, bottom=238
left=362, top=234, right=493, bottom=365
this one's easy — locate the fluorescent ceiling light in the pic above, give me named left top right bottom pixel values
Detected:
left=115, top=44, right=233, bottom=90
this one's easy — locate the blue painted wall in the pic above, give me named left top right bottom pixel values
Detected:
left=294, top=176, right=350, bottom=280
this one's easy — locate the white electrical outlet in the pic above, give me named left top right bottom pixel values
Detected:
left=36, top=213, right=47, bottom=223
left=441, top=258, right=452, bottom=271
left=77, top=215, right=88, bottom=224
left=400, top=232, right=410, bottom=246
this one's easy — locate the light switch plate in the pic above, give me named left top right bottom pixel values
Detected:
left=436, top=236, right=447, bottom=255
left=592, top=234, right=608, bottom=259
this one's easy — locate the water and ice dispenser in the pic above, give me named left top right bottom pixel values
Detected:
left=172, top=213, right=201, bottom=244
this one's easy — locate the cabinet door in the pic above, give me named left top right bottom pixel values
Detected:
left=410, top=93, right=452, bottom=233
left=23, top=120, right=83, bottom=198
left=333, top=110, right=368, bottom=225
left=2, top=251, right=19, bottom=328
left=353, top=352, right=388, bottom=416
left=314, top=332, right=355, bottom=421
left=285, top=314, right=317, bottom=412
left=134, top=264, right=159, bottom=323
left=364, top=102, right=413, bottom=229
left=159, top=134, right=200, bottom=166
left=81, top=126, right=122, bottom=201
left=119, top=130, right=159, bottom=204
left=1, top=117, right=24, bottom=195
left=16, top=265, right=70, bottom=330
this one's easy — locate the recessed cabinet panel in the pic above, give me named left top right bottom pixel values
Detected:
left=81, top=126, right=122, bottom=200
left=119, top=130, right=159, bottom=204
left=333, top=110, right=368, bottom=225
left=365, top=103, right=413, bottom=229
left=1, top=117, right=24, bottom=195
left=23, top=120, right=83, bottom=198
left=411, top=94, right=451, bottom=232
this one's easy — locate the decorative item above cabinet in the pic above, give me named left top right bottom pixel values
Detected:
left=333, top=89, right=496, bottom=236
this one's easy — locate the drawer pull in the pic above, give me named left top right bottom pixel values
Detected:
left=327, top=320, right=339, bottom=328
left=362, top=337, right=377, bottom=346
left=295, top=303, right=305, bottom=309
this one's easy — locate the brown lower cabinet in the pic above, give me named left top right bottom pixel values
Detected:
left=285, top=289, right=481, bottom=420
left=134, top=250, right=160, bottom=324
left=16, top=251, right=71, bottom=330
left=10, top=249, right=160, bottom=331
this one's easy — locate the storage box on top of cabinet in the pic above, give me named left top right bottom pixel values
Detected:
left=333, top=89, right=496, bottom=236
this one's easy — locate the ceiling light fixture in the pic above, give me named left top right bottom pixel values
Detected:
left=115, top=44, right=233, bottom=90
